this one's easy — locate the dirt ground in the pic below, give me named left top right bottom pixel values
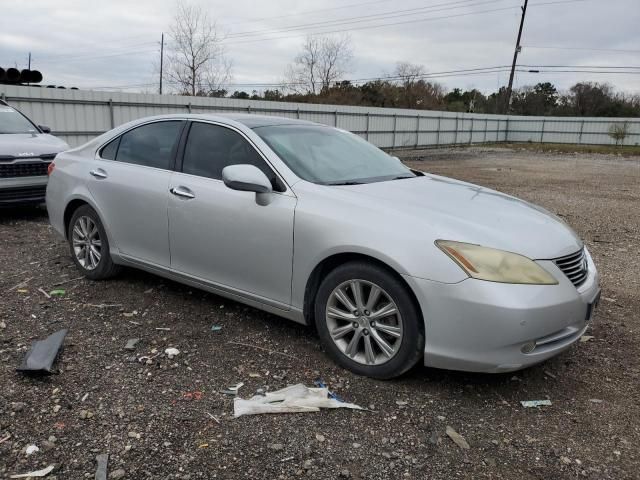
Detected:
left=1, top=146, right=639, bottom=480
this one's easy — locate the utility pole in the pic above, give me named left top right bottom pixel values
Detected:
left=159, top=33, right=164, bottom=95
left=504, top=0, right=528, bottom=113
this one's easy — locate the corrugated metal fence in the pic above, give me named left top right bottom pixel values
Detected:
left=2, top=85, right=639, bottom=148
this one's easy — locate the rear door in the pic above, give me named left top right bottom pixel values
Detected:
left=167, top=121, right=296, bottom=307
left=87, top=120, right=185, bottom=267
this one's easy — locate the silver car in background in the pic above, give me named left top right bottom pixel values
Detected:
left=46, top=114, right=600, bottom=378
left=0, top=99, right=68, bottom=205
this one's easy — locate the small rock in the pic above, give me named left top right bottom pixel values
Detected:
left=303, top=459, right=313, bottom=469
left=165, top=347, right=180, bottom=359
left=580, top=336, right=594, bottom=343
left=589, top=398, right=603, bottom=403
left=445, top=426, right=470, bottom=450
left=25, top=444, right=39, bottom=455
left=315, top=433, right=325, bottom=442
left=79, top=410, right=93, bottom=419
left=53, top=405, right=61, bottom=413
left=339, top=469, right=351, bottom=478
left=268, top=443, right=284, bottom=451
left=436, top=415, right=445, bottom=421
left=352, top=443, right=361, bottom=448
left=396, top=400, right=408, bottom=406
left=429, top=428, right=441, bottom=445
left=127, top=431, right=141, bottom=439
left=10, top=402, right=25, bottom=412
left=124, top=338, right=140, bottom=351
left=560, top=456, right=572, bottom=465
left=0, top=321, right=6, bottom=329
left=109, top=468, right=126, bottom=479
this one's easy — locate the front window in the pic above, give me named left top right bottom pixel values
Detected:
left=0, top=106, right=39, bottom=134
left=254, top=125, right=415, bottom=185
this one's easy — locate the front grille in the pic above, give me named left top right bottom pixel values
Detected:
left=0, top=185, right=47, bottom=204
left=553, top=248, right=588, bottom=287
left=0, top=161, right=50, bottom=178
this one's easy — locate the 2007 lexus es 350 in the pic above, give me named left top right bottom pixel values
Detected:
left=46, top=114, right=600, bottom=379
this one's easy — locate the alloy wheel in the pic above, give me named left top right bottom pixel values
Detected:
left=325, top=279, right=403, bottom=366
left=72, top=216, right=102, bottom=270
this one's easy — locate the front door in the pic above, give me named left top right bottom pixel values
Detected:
left=168, top=121, right=296, bottom=307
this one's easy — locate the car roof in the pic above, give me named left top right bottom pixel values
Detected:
left=189, top=113, right=321, bottom=129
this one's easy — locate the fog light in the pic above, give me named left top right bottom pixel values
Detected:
left=521, top=341, right=536, bottom=354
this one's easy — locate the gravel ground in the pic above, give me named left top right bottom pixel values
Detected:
left=1, top=147, right=639, bottom=479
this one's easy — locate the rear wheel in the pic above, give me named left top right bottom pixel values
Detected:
left=68, top=205, right=120, bottom=280
left=314, top=261, right=424, bottom=379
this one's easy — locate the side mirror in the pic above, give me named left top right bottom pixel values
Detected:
left=39, top=125, right=51, bottom=134
left=222, top=164, right=272, bottom=194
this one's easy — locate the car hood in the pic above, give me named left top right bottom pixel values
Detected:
left=330, top=174, right=583, bottom=260
left=0, top=133, right=69, bottom=157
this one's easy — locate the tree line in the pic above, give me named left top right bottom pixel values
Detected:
left=163, top=3, right=639, bottom=118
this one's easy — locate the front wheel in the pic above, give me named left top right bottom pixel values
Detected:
left=314, top=261, right=424, bottom=379
left=67, top=205, right=120, bottom=280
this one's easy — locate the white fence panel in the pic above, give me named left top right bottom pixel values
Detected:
left=1, top=84, right=638, bottom=148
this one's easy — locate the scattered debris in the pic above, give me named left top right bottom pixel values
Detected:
left=0, top=434, right=11, bottom=444
left=248, top=373, right=261, bottom=378
left=164, top=347, right=180, bottom=359
left=210, top=324, right=223, bottom=332
left=52, top=275, right=84, bottom=286
left=445, top=426, right=470, bottom=450
left=8, top=277, right=34, bottom=291
left=49, top=289, right=66, bottom=297
left=589, top=398, right=603, bottom=404
left=87, top=303, right=123, bottom=309
left=108, top=468, right=125, bottom=479
left=182, top=391, right=204, bottom=401
left=124, top=338, right=140, bottom=351
left=206, top=412, right=220, bottom=424
left=25, top=444, right=40, bottom=455
left=521, top=400, right=552, bottom=408
left=313, top=379, right=344, bottom=402
left=429, top=427, right=442, bottom=445
left=234, top=383, right=364, bottom=417
left=155, top=327, right=171, bottom=331
left=580, top=335, right=594, bottom=343
left=38, top=288, right=51, bottom=299
left=221, top=382, right=244, bottom=396
left=543, top=370, right=557, bottom=379
left=17, top=329, right=68, bottom=374
left=95, top=453, right=109, bottom=480
left=396, top=400, right=408, bottom=406
left=315, top=433, right=326, bottom=442
left=9, top=465, right=55, bottom=478
left=228, top=341, right=296, bottom=359
left=81, top=393, right=89, bottom=402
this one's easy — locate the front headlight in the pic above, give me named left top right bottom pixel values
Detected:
left=435, top=240, right=558, bottom=285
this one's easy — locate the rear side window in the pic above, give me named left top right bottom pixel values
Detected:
left=111, top=121, right=183, bottom=170
left=182, top=122, right=280, bottom=188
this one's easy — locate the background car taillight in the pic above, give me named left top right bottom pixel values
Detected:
left=47, top=161, right=55, bottom=176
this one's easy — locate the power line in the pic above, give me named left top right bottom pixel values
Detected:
left=521, top=45, right=640, bottom=54
left=226, top=0, right=507, bottom=39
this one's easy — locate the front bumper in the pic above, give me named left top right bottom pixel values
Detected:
left=0, top=176, right=48, bottom=205
left=405, top=250, right=600, bottom=373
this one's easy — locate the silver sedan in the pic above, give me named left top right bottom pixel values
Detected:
left=46, top=114, right=600, bottom=378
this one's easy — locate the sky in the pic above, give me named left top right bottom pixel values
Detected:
left=1, top=0, right=639, bottom=96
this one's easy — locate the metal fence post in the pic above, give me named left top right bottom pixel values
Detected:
left=0, top=93, right=6, bottom=103
left=296, top=108, right=300, bottom=119
left=335, top=110, right=338, bottom=127
left=469, top=118, right=474, bottom=145
left=540, top=119, right=546, bottom=143
left=365, top=112, right=370, bottom=141
left=108, top=99, right=115, bottom=129
left=454, top=115, right=459, bottom=145
left=392, top=114, right=397, bottom=148
left=483, top=118, right=488, bottom=143
left=187, top=102, right=192, bottom=113
left=415, top=114, right=420, bottom=148
left=578, top=119, right=585, bottom=144
left=436, top=117, right=441, bottom=146
left=505, top=117, right=510, bottom=143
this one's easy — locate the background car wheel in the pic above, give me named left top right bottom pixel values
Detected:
left=67, top=205, right=120, bottom=280
left=314, top=261, right=424, bottom=379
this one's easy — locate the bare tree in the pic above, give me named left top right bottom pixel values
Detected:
left=393, top=62, right=425, bottom=90
left=285, top=35, right=353, bottom=94
left=165, top=2, right=231, bottom=96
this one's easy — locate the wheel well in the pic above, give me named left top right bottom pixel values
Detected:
left=303, top=253, right=424, bottom=329
left=63, top=199, right=89, bottom=238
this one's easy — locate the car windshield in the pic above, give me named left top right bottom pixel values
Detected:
left=254, top=124, right=415, bottom=185
left=0, top=106, right=39, bottom=134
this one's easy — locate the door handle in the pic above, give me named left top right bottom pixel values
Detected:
left=170, top=186, right=195, bottom=199
left=90, top=168, right=108, bottom=179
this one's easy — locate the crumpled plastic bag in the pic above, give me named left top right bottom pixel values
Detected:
left=234, top=383, right=363, bottom=417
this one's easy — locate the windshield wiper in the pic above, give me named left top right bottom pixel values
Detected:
left=325, top=180, right=365, bottom=186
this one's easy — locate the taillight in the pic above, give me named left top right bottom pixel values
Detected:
left=47, top=162, right=55, bottom=176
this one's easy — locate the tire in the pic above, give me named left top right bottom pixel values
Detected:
left=314, top=261, right=424, bottom=379
left=67, top=205, right=120, bottom=280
